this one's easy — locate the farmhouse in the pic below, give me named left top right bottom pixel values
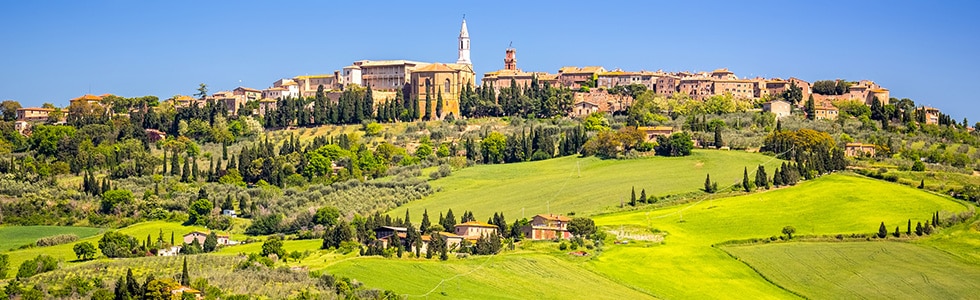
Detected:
left=523, top=214, right=573, bottom=240
left=374, top=226, right=408, bottom=248
left=763, top=100, right=792, bottom=119
left=183, top=231, right=235, bottom=246
left=844, top=143, right=876, bottom=157
left=171, top=286, right=203, bottom=299
left=454, top=221, right=499, bottom=241
left=157, top=245, right=182, bottom=257
left=637, top=126, right=674, bottom=141
left=418, top=231, right=464, bottom=252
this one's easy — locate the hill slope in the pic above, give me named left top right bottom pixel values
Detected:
left=590, top=174, right=970, bottom=299
left=724, top=242, right=980, bottom=299
left=391, top=150, right=784, bottom=221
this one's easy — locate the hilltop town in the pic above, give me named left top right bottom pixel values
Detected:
left=5, top=19, right=961, bottom=134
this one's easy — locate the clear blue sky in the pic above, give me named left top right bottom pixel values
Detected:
left=1, top=1, right=977, bottom=122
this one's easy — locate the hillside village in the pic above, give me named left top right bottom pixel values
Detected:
left=6, top=19, right=963, bottom=136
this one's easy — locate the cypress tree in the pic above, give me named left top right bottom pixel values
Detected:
left=630, top=186, right=637, bottom=206
left=444, top=209, right=456, bottom=231
left=115, top=276, right=129, bottom=300
left=126, top=268, right=141, bottom=296
left=170, top=150, right=179, bottom=176
left=714, top=125, right=723, bottom=149
left=755, top=165, right=769, bottom=190
left=704, top=174, right=714, bottom=193
left=420, top=209, right=431, bottom=233
left=915, top=221, right=923, bottom=236
left=918, top=179, right=925, bottom=189
left=222, top=142, right=228, bottom=160
left=742, top=167, right=751, bottom=192
left=191, top=158, right=199, bottom=181
left=436, top=87, right=444, bottom=119
left=893, top=226, right=900, bottom=238
left=878, top=222, right=887, bottom=239
left=181, top=158, right=190, bottom=182
left=423, top=79, right=432, bottom=121
left=162, top=150, right=168, bottom=175
left=639, top=189, right=647, bottom=204
left=907, top=219, right=912, bottom=235
left=180, top=257, right=190, bottom=286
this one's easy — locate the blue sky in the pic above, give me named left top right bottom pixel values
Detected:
left=1, top=1, right=977, bottom=122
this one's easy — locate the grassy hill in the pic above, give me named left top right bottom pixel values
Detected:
left=724, top=242, right=980, bottom=299
left=0, top=226, right=103, bottom=251
left=326, top=252, right=653, bottom=300
left=589, top=174, right=970, bottom=299
left=1, top=221, right=211, bottom=279
left=391, top=150, right=784, bottom=221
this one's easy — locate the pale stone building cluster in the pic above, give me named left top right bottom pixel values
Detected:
left=16, top=18, right=931, bottom=130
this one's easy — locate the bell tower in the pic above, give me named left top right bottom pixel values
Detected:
left=456, top=18, right=471, bottom=65
left=504, top=44, right=517, bottom=70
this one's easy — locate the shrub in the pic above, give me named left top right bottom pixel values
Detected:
left=16, top=254, right=58, bottom=279
left=35, top=234, right=78, bottom=247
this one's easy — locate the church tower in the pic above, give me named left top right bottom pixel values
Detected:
left=504, top=47, right=517, bottom=70
left=456, top=18, right=471, bottom=65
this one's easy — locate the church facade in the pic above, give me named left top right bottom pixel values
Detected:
left=409, top=19, right=474, bottom=120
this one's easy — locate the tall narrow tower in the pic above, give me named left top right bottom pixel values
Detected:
left=504, top=46, right=517, bottom=70
left=456, top=18, right=471, bottom=65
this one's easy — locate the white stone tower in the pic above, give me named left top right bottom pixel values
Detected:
left=456, top=18, right=471, bottom=65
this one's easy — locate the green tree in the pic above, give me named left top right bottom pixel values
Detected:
left=567, top=217, right=597, bottom=239
left=781, top=226, right=796, bottom=239
left=101, top=189, right=134, bottom=214
left=654, top=132, right=694, bottom=156
left=0, top=253, right=9, bottom=279
left=630, top=186, right=637, bottom=206
left=911, top=160, right=925, bottom=171
left=181, top=158, right=190, bottom=182
left=143, top=278, right=179, bottom=300
left=221, top=195, right=234, bottom=211
left=73, top=242, right=97, bottom=260
left=203, top=232, right=218, bottom=253
left=755, top=165, right=770, bottom=190
left=421, top=209, right=431, bottom=233
left=313, top=206, right=341, bottom=227
left=98, top=231, right=142, bottom=258
left=481, top=132, right=507, bottom=164
left=180, top=257, right=190, bottom=286
left=186, top=199, right=212, bottom=226
left=639, top=189, right=648, bottom=204
left=805, top=95, right=815, bottom=120
left=260, top=236, right=286, bottom=259
left=714, top=125, right=723, bottom=149
left=436, top=88, right=444, bottom=119
left=878, top=222, right=888, bottom=238
left=0, top=100, right=22, bottom=121
left=704, top=174, right=717, bottom=193
left=195, top=83, right=208, bottom=99
left=423, top=79, right=432, bottom=121
left=742, top=167, right=752, bottom=192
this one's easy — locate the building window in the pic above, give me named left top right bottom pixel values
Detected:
left=445, top=79, right=451, bottom=93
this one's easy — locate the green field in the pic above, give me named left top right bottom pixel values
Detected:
left=1, top=221, right=211, bottom=279
left=723, top=242, right=980, bottom=299
left=589, top=174, right=970, bottom=299
left=392, top=150, right=784, bottom=221
left=0, top=226, right=103, bottom=251
left=326, top=252, right=653, bottom=300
